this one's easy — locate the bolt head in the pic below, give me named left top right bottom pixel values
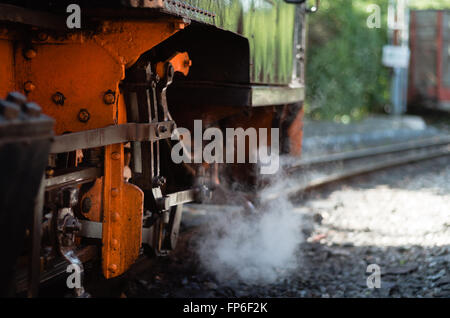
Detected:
left=24, top=49, right=37, bottom=59
left=24, top=81, right=36, bottom=93
left=103, top=91, right=116, bottom=105
left=52, top=92, right=65, bottom=105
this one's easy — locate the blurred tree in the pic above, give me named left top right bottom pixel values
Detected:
left=305, top=0, right=450, bottom=122
left=305, top=0, right=390, bottom=122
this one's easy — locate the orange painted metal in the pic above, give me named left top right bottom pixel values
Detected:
left=286, top=107, right=304, bottom=156
left=1, top=20, right=185, bottom=279
left=0, top=39, right=15, bottom=98
left=102, top=144, right=144, bottom=279
left=156, top=52, right=192, bottom=78
left=11, top=20, right=185, bottom=135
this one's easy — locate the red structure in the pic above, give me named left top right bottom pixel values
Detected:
left=409, top=10, right=450, bottom=111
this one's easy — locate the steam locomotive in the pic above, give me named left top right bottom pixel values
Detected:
left=0, top=0, right=313, bottom=296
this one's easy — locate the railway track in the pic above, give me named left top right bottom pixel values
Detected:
left=260, top=134, right=450, bottom=202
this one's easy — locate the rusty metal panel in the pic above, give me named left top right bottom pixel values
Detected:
left=411, top=11, right=438, bottom=99
left=443, top=11, right=450, bottom=88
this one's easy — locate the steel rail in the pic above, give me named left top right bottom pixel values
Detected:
left=262, top=141, right=450, bottom=203
left=285, top=134, right=450, bottom=172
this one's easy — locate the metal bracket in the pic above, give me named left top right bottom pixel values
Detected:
left=50, top=121, right=175, bottom=154
left=78, top=189, right=196, bottom=246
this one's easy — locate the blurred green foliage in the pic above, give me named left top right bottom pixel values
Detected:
left=305, top=0, right=450, bottom=123
left=305, top=0, right=390, bottom=122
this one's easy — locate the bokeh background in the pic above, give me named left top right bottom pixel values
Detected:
left=305, top=0, right=450, bottom=122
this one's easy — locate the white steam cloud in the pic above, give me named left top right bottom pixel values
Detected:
left=195, top=190, right=303, bottom=284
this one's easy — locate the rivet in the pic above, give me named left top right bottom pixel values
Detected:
left=111, top=152, right=120, bottom=160
left=112, top=212, right=120, bottom=222
left=108, top=264, right=118, bottom=273
left=24, top=49, right=37, bottom=59
left=111, top=188, right=119, bottom=197
left=111, top=239, right=119, bottom=249
left=24, top=81, right=35, bottom=93
left=77, top=109, right=90, bottom=123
